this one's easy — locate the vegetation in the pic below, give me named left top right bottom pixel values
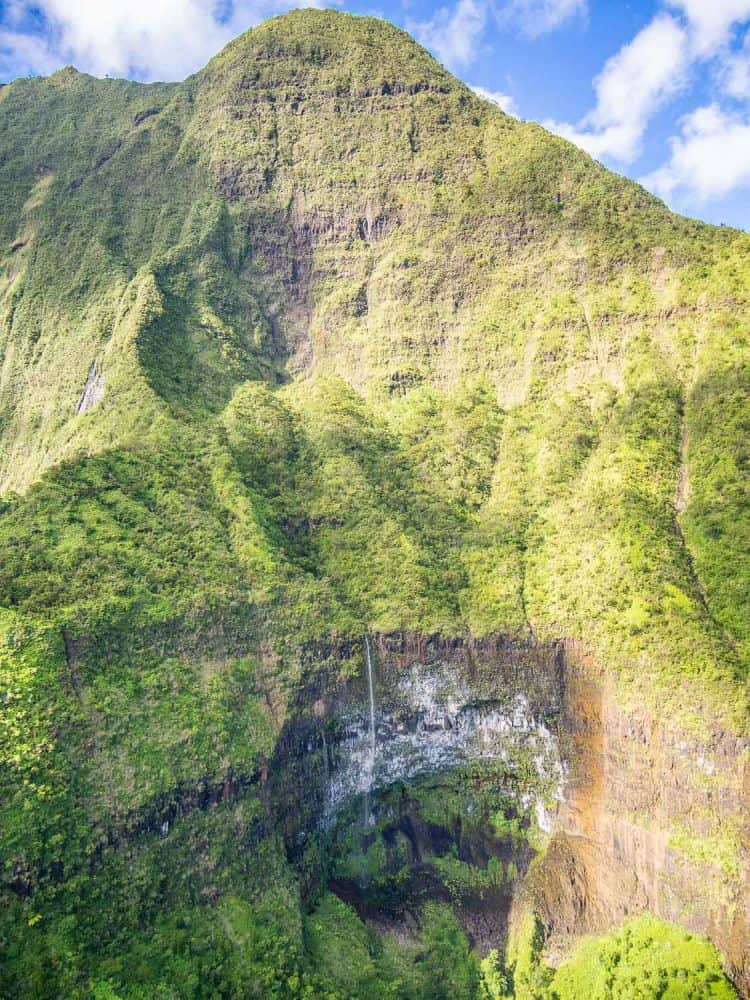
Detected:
left=549, top=915, right=738, bottom=1000
left=0, top=8, right=747, bottom=997
left=325, top=772, right=536, bottom=916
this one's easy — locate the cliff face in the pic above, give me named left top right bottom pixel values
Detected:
left=267, top=636, right=566, bottom=845
left=0, top=10, right=748, bottom=997
left=543, top=659, right=749, bottom=993
left=262, top=635, right=749, bottom=992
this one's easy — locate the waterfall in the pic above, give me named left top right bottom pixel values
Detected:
left=365, top=635, right=376, bottom=759
left=321, top=728, right=329, bottom=783
left=363, top=634, right=377, bottom=825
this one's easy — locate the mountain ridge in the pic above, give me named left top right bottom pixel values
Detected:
left=0, top=10, right=748, bottom=998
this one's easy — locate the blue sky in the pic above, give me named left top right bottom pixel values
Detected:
left=2, top=2, right=750, bottom=229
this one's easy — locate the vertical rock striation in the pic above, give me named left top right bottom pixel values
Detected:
left=538, top=656, right=750, bottom=994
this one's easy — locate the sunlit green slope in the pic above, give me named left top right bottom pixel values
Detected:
left=0, top=10, right=747, bottom=997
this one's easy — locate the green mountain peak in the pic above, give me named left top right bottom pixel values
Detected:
left=0, top=11, right=747, bottom=999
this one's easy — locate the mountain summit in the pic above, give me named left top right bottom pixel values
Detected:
left=0, top=11, right=747, bottom=998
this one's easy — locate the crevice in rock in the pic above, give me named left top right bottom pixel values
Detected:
left=674, top=411, right=689, bottom=516
left=60, top=628, right=82, bottom=696
left=133, top=107, right=159, bottom=126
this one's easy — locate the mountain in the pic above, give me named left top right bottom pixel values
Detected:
left=0, top=9, right=747, bottom=998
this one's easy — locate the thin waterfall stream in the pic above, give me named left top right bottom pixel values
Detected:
left=363, top=634, right=377, bottom=825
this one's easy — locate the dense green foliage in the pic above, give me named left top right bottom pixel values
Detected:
left=0, top=8, right=747, bottom=997
left=549, top=915, right=738, bottom=1000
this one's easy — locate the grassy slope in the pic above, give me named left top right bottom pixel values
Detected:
left=0, top=9, right=747, bottom=997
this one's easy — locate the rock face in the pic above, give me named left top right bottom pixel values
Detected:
left=541, top=661, right=750, bottom=995
left=267, top=634, right=749, bottom=994
left=323, top=641, right=566, bottom=826
left=75, top=359, right=104, bottom=415
left=267, top=636, right=566, bottom=848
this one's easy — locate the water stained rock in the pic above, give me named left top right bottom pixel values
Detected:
left=76, top=359, right=105, bottom=415
left=267, top=635, right=566, bottom=855
left=323, top=659, right=566, bottom=826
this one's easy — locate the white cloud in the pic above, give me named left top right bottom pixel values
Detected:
left=719, top=29, right=750, bottom=97
left=546, top=14, right=688, bottom=162
left=643, top=103, right=750, bottom=201
left=471, top=84, right=517, bottom=114
left=410, top=0, right=488, bottom=69
left=640, top=4, right=750, bottom=209
left=669, top=0, right=750, bottom=55
left=411, top=0, right=583, bottom=70
left=500, top=0, right=585, bottom=37
left=0, top=0, right=324, bottom=82
left=0, top=28, right=58, bottom=78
